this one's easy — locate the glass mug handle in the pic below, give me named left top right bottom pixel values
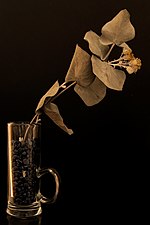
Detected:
left=37, top=168, right=60, bottom=204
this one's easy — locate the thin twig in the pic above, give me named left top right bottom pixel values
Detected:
left=108, top=57, right=124, bottom=64
left=50, top=81, right=76, bottom=103
left=103, top=43, right=115, bottom=61
left=23, top=113, right=39, bottom=141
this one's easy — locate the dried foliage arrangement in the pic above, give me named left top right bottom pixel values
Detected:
left=26, top=9, right=142, bottom=136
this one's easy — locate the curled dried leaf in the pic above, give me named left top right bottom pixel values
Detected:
left=35, top=80, right=60, bottom=114
left=65, top=45, right=95, bottom=87
left=74, top=77, right=106, bottom=106
left=84, top=30, right=109, bottom=60
left=99, top=9, right=135, bottom=45
left=91, top=55, right=126, bottom=90
left=43, top=102, right=73, bottom=135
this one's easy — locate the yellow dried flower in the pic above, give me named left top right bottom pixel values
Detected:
left=122, top=46, right=134, bottom=61
left=123, top=47, right=132, bottom=55
left=126, top=66, right=135, bottom=74
left=128, top=58, right=142, bottom=73
left=123, top=53, right=134, bottom=61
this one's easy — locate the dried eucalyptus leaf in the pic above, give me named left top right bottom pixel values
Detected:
left=35, top=80, right=60, bottom=114
left=91, top=55, right=126, bottom=90
left=119, top=42, right=132, bottom=51
left=43, top=102, right=73, bottom=135
left=65, top=44, right=95, bottom=87
left=74, top=77, right=106, bottom=106
left=84, top=30, right=109, bottom=60
left=119, top=42, right=130, bottom=49
left=99, top=9, right=135, bottom=45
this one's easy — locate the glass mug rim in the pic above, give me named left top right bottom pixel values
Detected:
left=7, top=121, right=41, bottom=126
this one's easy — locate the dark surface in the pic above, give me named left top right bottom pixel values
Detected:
left=0, top=0, right=149, bottom=224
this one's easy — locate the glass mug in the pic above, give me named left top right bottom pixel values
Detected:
left=6, top=121, right=60, bottom=218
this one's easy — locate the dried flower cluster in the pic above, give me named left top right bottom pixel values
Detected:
left=109, top=43, right=142, bottom=74
left=27, top=9, right=142, bottom=135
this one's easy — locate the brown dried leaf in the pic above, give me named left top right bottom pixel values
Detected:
left=91, top=55, right=126, bottom=90
left=74, top=77, right=106, bottom=106
left=99, top=9, right=135, bottom=45
left=65, top=44, right=95, bottom=87
left=35, top=80, right=60, bottom=114
left=119, top=42, right=132, bottom=51
left=43, top=102, right=73, bottom=135
left=84, top=30, right=109, bottom=60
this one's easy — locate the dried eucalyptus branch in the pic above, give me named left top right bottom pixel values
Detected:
left=23, top=9, right=142, bottom=139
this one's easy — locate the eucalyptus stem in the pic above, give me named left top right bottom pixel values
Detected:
left=50, top=81, right=76, bottom=103
left=23, top=80, right=76, bottom=141
left=23, top=114, right=39, bottom=142
left=109, top=56, right=124, bottom=64
left=103, top=43, right=115, bottom=61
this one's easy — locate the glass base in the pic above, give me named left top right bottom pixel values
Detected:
left=6, top=202, right=42, bottom=218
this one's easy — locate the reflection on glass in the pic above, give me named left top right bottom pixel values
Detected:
left=7, top=215, right=42, bottom=225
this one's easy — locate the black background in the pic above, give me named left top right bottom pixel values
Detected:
left=0, top=0, right=149, bottom=224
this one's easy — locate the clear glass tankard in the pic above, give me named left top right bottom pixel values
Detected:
left=6, top=121, right=60, bottom=218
